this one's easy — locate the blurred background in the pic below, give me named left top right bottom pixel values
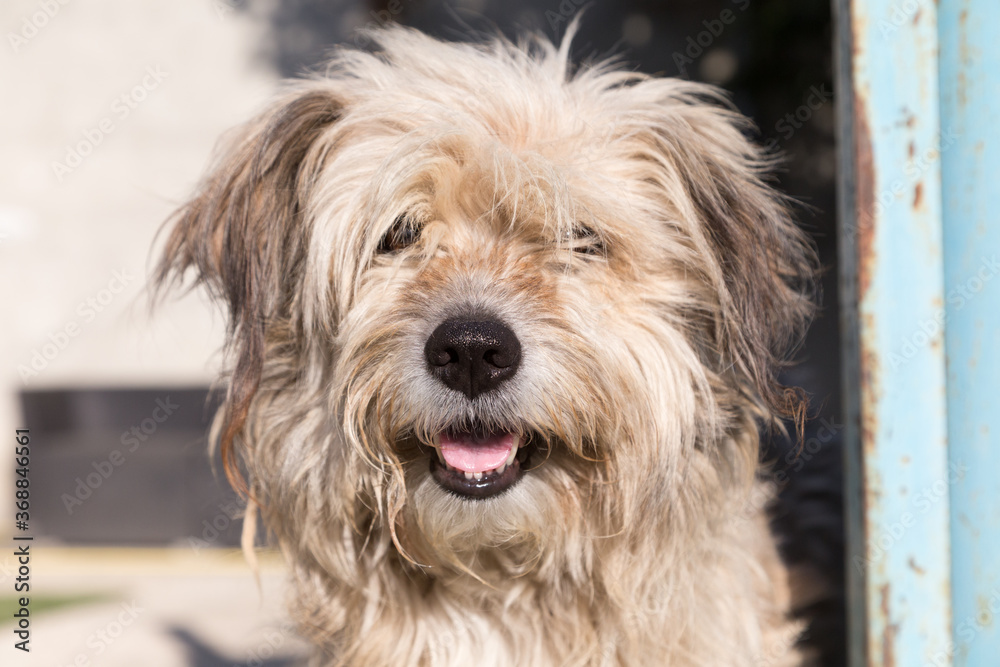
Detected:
left=0, top=0, right=841, bottom=665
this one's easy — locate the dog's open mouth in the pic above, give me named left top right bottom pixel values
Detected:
left=429, top=428, right=534, bottom=499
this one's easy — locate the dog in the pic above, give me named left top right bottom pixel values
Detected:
left=155, top=24, right=818, bottom=667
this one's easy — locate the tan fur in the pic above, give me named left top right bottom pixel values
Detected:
left=156, top=25, right=816, bottom=667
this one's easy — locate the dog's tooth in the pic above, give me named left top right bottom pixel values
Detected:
left=473, top=471, right=483, bottom=481
left=435, top=448, right=446, bottom=464
left=464, top=471, right=474, bottom=480
left=496, top=462, right=507, bottom=475
left=505, top=439, right=519, bottom=467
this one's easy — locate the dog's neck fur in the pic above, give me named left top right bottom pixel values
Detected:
left=258, top=430, right=802, bottom=667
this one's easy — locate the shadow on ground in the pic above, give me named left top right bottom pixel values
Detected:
left=169, top=625, right=300, bottom=667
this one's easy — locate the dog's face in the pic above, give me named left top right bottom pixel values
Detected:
left=157, top=27, right=814, bottom=576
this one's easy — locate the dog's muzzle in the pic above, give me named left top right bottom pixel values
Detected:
left=424, top=318, right=531, bottom=499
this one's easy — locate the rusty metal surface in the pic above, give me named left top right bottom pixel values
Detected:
left=837, top=0, right=954, bottom=664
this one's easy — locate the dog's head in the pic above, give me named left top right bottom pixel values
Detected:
left=157, top=26, right=814, bottom=577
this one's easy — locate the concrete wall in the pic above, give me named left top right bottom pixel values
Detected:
left=0, top=0, right=281, bottom=537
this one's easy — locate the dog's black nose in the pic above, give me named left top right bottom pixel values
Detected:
left=425, top=318, right=521, bottom=399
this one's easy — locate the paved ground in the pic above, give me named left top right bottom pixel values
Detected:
left=0, top=547, right=310, bottom=667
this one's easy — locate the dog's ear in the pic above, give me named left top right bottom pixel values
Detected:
left=155, top=83, right=343, bottom=492
left=649, top=86, right=817, bottom=426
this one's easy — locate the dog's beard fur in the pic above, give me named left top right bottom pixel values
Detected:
left=155, top=24, right=817, bottom=667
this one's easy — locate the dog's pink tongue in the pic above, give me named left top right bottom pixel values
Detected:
left=438, top=431, right=514, bottom=473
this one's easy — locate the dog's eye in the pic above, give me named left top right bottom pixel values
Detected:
left=377, top=214, right=421, bottom=254
left=564, top=225, right=605, bottom=256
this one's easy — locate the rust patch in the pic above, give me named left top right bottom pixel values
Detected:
left=978, top=596, right=994, bottom=627
left=854, top=93, right=880, bottom=475
left=854, top=94, right=876, bottom=300
left=880, top=584, right=897, bottom=667
left=908, top=557, right=926, bottom=575
left=909, top=141, right=915, bottom=158
left=861, top=347, right=879, bottom=454
left=913, top=182, right=924, bottom=209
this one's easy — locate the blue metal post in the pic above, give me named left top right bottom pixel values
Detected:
left=939, top=1, right=1000, bottom=664
left=836, top=0, right=954, bottom=664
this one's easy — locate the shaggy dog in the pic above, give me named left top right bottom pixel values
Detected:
left=156, top=25, right=817, bottom=667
